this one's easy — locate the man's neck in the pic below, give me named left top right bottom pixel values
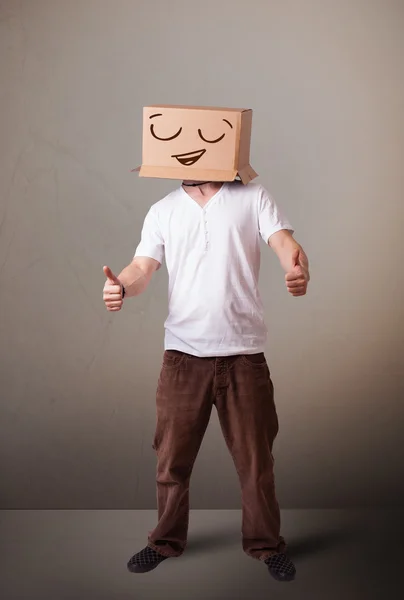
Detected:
left=182, top=181, right=224, bottom=207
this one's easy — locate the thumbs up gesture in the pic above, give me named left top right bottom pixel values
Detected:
left=103, top=266, right=124, bottom=311
left=285, top=249, right=309, bottom=297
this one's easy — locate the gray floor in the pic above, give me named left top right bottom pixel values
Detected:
left=1, top=509, right=403, bottom=600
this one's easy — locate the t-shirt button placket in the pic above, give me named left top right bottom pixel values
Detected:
left=203, top=214, right=209, bottom=250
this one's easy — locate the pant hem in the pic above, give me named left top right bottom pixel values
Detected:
left=245, top=540, right=287, bottom=561
left=147, top=541, right=184, bottom=558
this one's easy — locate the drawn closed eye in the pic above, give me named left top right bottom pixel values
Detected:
left=198, top=129, right=226, bottom=144
left=197, top=119, right=233, bottom=144
left=150, top=124, right=182, bottom=141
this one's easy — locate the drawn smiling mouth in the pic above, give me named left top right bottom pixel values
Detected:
left=171, top=149, right=206, bottom=166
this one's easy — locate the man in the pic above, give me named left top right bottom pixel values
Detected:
left=102, top=179, right=310, bottom=582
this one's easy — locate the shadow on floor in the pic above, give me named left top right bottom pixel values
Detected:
left=187, top=525, right=359, bottom=558
left=287, top=527, right=357, bottom=560
left=186, top=525, right=240, bottom=554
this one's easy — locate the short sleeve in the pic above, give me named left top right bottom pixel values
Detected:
left=134, top=206, right=165, bottom=265
left=257, top=186, right=294, bottom=243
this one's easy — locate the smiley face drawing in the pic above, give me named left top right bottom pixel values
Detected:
left=137, top=105, right=257, bottom=184
left=149, top=112, right=234, bottom=167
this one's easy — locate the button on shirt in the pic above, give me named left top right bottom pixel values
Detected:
left=134, top=182, right=293, bottom=357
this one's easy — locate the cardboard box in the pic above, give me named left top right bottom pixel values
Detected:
left=134, top=105, right=258, bottom=184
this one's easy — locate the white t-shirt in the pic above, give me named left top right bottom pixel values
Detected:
left=134, top=181, right=293, bottom=357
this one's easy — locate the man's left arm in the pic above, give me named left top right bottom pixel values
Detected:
left=268, top=229, right=310, bottom=297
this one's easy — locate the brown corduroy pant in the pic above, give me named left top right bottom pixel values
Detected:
left=147, top=350, right=286, bottom=561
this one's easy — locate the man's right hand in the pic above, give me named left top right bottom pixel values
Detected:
left=103, top=266, right=124, bottom=311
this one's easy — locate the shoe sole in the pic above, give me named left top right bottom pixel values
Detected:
left=269, top=571, right=296, bottom=582
left=127, top=561, right=164, bottom=574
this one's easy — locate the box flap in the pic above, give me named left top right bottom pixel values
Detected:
left=237, top=164, right=258, bottom=185
left=138, top=165, right=238, bottom=182
left=133, top=164, right=257, bottom=185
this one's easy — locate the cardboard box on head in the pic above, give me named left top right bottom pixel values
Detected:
left=134, top=105, right=258, bottom=184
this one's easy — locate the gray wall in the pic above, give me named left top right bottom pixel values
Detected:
left=1, top=0, right=403, bottom=509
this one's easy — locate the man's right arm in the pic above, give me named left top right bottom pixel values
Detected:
left=117, top=256, right=160, bottom=298
left=103, top=257, right=160, bottom=312
left=103, top=205, right=164, bottom=311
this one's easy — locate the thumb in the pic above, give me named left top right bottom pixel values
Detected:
left=103, top=265, right=120, bottom=284
left=292, top=248, right=300, bottom=268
